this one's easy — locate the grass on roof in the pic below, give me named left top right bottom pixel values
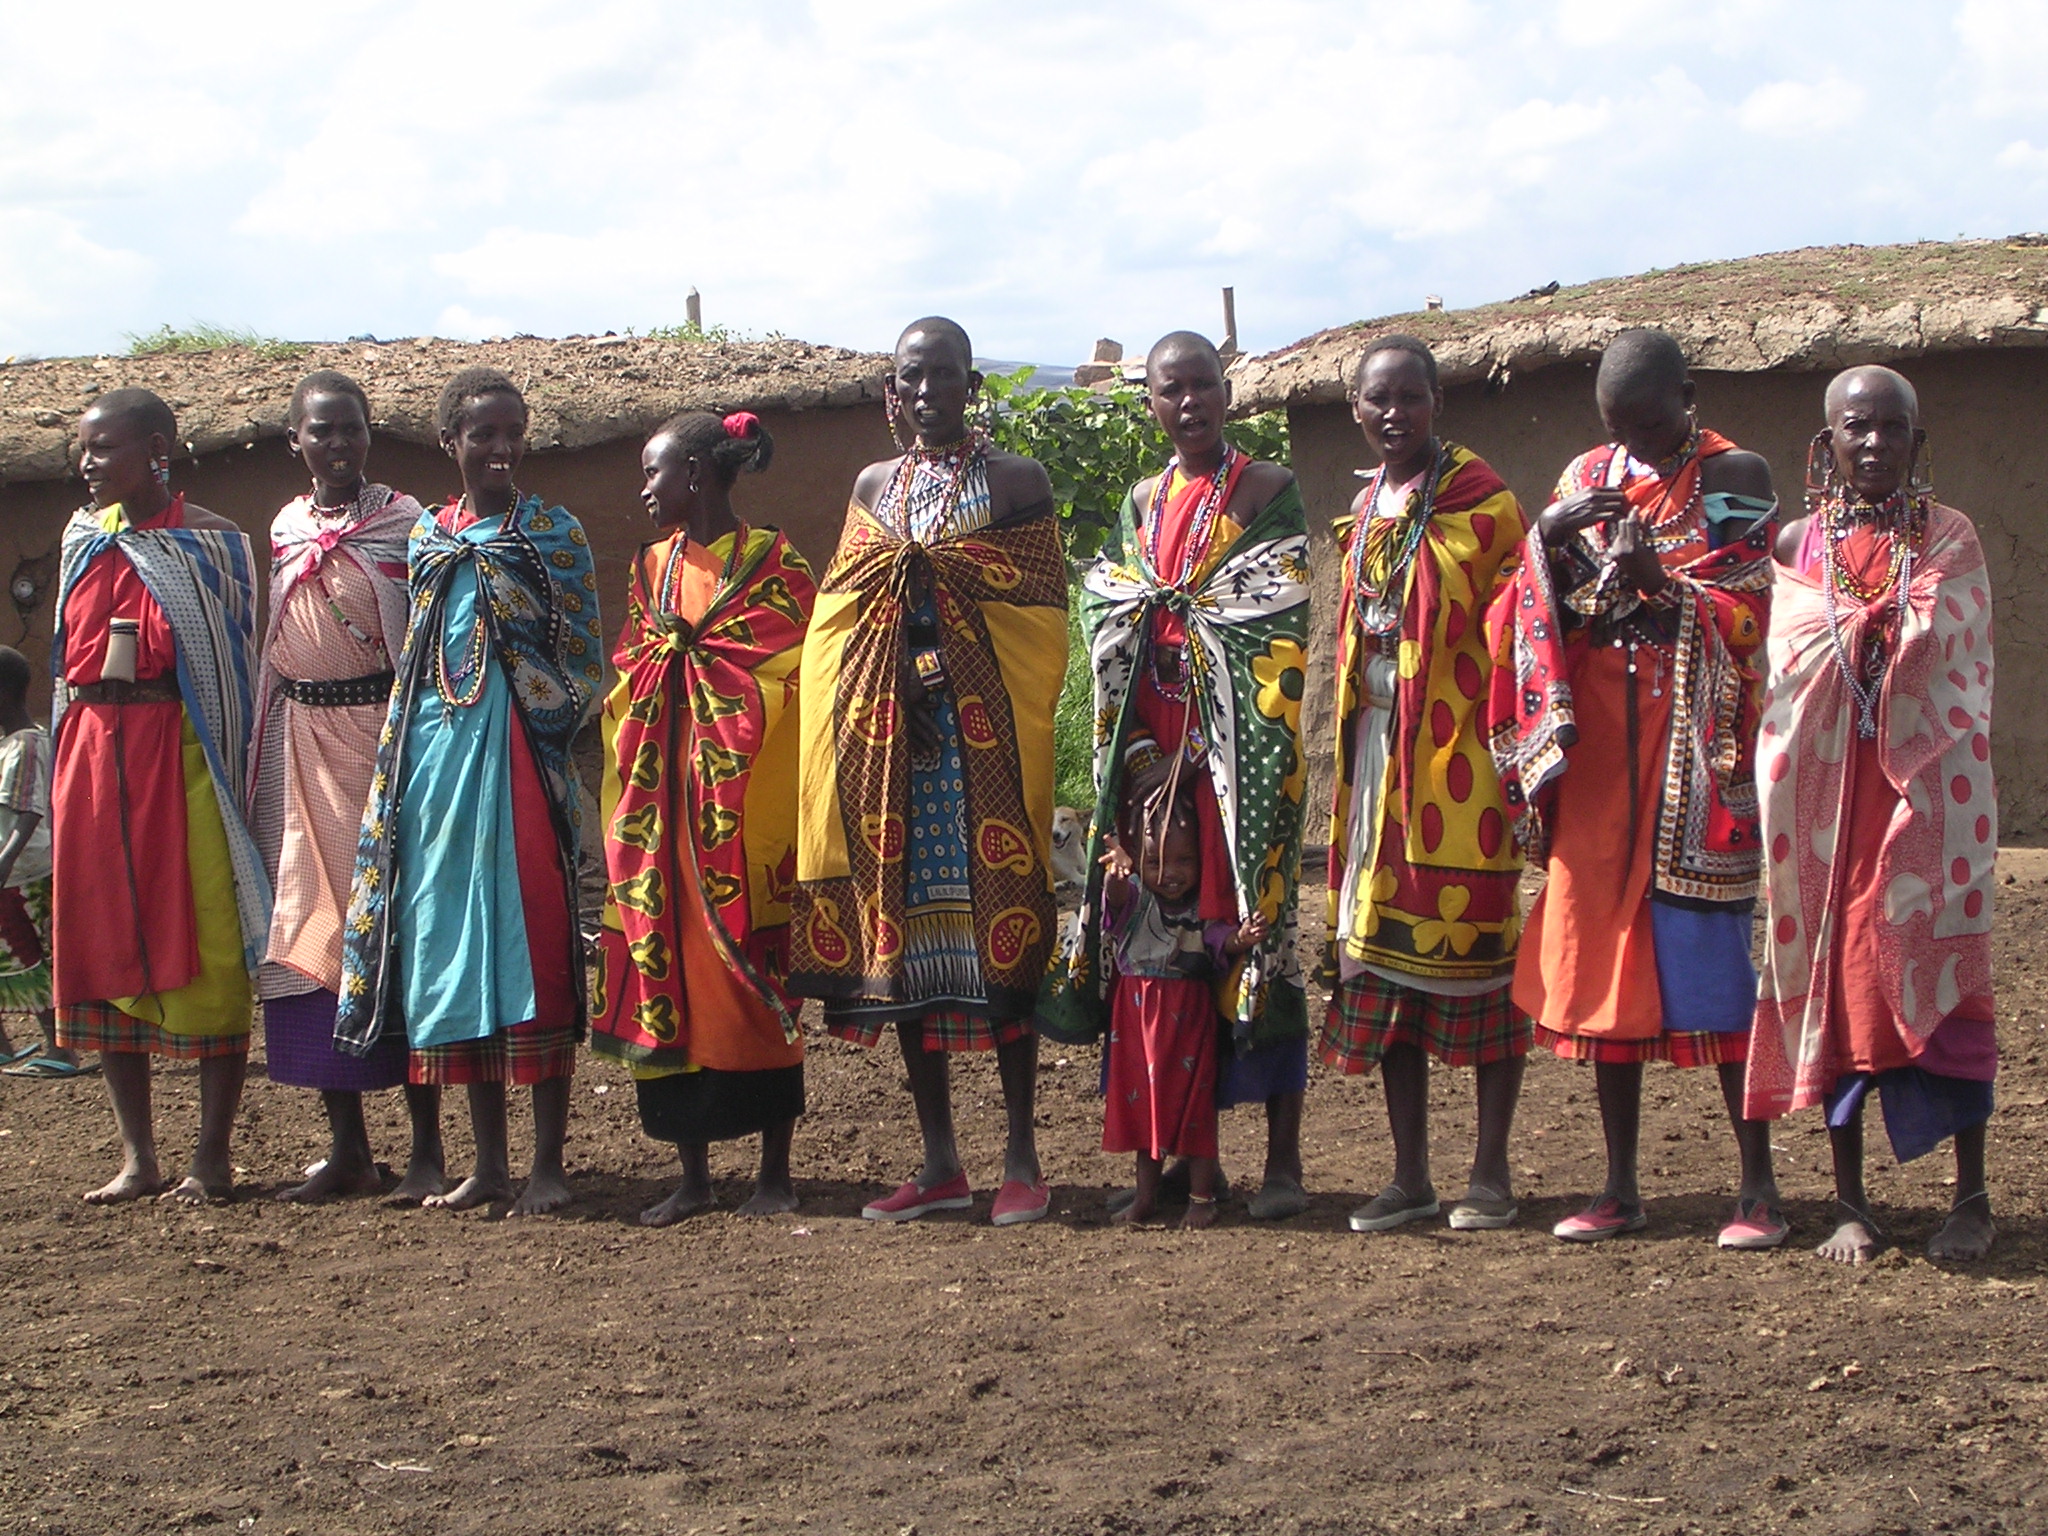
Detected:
left=1333, top=240, right=2048, bottom=344
left=126, top=324, right=309, bottom=362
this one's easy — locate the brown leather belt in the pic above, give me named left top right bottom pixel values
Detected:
left=70, top=677, right=180, bottom=705
left=281, top=672, right=396, bottom=709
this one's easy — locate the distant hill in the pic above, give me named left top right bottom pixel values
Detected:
left=976, top=359, right=1076, bottom=390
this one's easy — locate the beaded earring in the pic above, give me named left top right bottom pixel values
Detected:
left=153, top=457, right=171, bottom=490
left=1908, top=433, right=1934, bottom=500
left=1803, top=430, right=1839, bottom=514
left=883, top=382, right=908, bottom=454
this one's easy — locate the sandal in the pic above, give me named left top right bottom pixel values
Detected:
left=2, top=1056, right=98, bottom=1079
left=1348, top=1183, right=1440, bottom=1233
left=1447, top=1193, right=1520, bottom=1230
left=1552, top=1194, right=1647, bottom=1242
left=1717, top=1196, right=1789, bottom=1250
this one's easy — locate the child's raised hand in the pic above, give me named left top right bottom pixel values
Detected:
left=1098, top=837, right=1134, bottom=881
left=1226, top=911, right=1270, bottom=956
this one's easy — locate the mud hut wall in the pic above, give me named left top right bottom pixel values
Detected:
left=0, top=402, right=889, bottom=718
left=1286, top=347, right=2048, bottom=842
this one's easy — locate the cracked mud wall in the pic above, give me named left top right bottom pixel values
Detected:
left=1290, top=349, right=2048, bottom=844
left=0, top=400, right=890, bottom=722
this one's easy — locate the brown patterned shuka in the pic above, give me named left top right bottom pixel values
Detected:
left=788, top=502, right=1067, bottom=1019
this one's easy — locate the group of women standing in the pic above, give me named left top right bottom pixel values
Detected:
left=44, top=314, right=1999, bottom=1262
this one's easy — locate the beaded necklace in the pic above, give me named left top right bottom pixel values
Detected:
left=1144, top=444, right=1239, bottom=590
left=1610, top=432, right=1706, bottom=555
left=306, top=485, right=390, bottom=660
left=1141, top=447, right=1239, bottom=704
left=1349, top=442, right=1444, bottom=635
left=879, top=431, right=987, bottom=542
left=659, top=522, right=748, bottom=625
left=1817, top=489, right=1925, bottom=739
left=434, top=491, right=518, bottom=710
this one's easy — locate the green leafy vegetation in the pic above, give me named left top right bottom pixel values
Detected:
left=126, top=323, right=308, bottom=361
left=1051, top=599, right=1096, bottom=813
left=980, top=365, right=1289, bottom=560
left=983, top=366, right=1290, bottom=810
left=634, top=320, right=746, bottom=344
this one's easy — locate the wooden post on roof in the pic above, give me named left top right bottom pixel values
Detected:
left=686, top=289, right=703, bottom=330
left=1220, top=287, right=1239, bottom=360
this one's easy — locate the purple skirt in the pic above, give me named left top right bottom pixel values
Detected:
left=264, top=989, right=408, bottom=1092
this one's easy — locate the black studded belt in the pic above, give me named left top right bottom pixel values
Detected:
left=280, top=672, right=396, bottom=709
left=70, top=676, right=181, bottom=705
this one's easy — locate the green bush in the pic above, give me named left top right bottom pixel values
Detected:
left=992, top=366, right=1291, bottom=811
left=1052, top=596, right=1096, bottom=812
left=981, top=367, right=1288, bottom=560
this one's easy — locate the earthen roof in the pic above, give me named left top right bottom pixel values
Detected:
left=1229, top=237, right=2048, bottom=412
left=0, top=334, right=890, bottom=483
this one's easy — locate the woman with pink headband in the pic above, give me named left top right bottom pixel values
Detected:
left=590, top=410, right=818, bottom=1224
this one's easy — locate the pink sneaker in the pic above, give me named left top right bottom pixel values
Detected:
left=990, top=1178, right=1051, bottom=1227
left=861, top=1172, right=973, bottom=1222
left=1552, top=1195, right=1648, bottom=1242
left=1717, top=1197, right=1790, bottom=1250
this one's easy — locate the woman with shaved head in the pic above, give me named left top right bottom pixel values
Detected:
left=1490, top=329, right=1784, bottom=1248
left=1041, top=329, right=1310, bottom=1226
left=789, top=317, right=1068, bottom=1227
left=51, top=389, right=267, bottom=1204
left=1746, top=366, right=1998, bottom=1263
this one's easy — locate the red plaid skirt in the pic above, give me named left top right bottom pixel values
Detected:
left=1534, top=1023, right=1749, bottom=1068
left=1321, top=971, right=1530, bottom=1072
left=826, top=1006, right=1033, bottom=1053
left=55, top=1001, right=248, bottom=1059
left=409, top=1022, right=579, bottom=1086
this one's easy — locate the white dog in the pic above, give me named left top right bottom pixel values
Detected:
left=1050, top=806, right=1088, bottom=891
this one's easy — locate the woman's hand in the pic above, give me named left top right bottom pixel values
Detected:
left=1537, top=487, right=1628, bottom=542
left=1607, top=512, right=1669, bottom=597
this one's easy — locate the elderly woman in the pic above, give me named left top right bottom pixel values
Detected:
left=1746, top=365, right=1998, bottom=1263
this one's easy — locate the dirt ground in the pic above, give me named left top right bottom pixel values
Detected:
left=1, top=859, right=2044, bottom=1536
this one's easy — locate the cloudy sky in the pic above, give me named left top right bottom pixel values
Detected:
left=4, top=1, right=2044, bottom=365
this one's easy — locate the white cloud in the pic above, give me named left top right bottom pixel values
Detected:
left=434, top=305, right=516, bottom=342
left=1955, top=0, right=2048, bottom=116
left=1997, top=140, right=2048, bottom=174
left=0, top=210, right=152, bottom=354
left=0, top=2, right=2042, bottom=361
left=1737, top=77, right=1867, bottom=138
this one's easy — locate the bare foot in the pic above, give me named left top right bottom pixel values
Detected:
left=83, top=1165, right=167, bottom=1205
left=735, top=1183, right=798, bottom=1218
left=1928, top=1195, right=1995, bottom=1262
left=279, top=1158, right=382, bottom=1204
left=509, top=1168, right=574, bottom=1217
left=1180, top=1198, right=1219, bottom=1231
left=1816, top=1216, right=1882, bottom=1264
left=1111, top=1194, right=1158, bottom=1227
left=424, top=1173, right=514, bottom=1212
left=389, top=1158, right=452, bottom=1205
left=640, top=1182, right=715, bottom=1227
left=167, top=1173, right=234, bottom=1206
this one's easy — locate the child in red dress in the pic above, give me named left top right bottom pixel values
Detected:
left=1101, top=783, right=1266, bottom=1229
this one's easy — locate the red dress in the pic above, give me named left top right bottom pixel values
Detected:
left=1100, top=885, right=1227, bottom=1160
left=51, top=499, right=197, bottom=1005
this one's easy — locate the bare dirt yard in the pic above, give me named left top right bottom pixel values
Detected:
left=1, top=860, right=2043, bottom=1536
